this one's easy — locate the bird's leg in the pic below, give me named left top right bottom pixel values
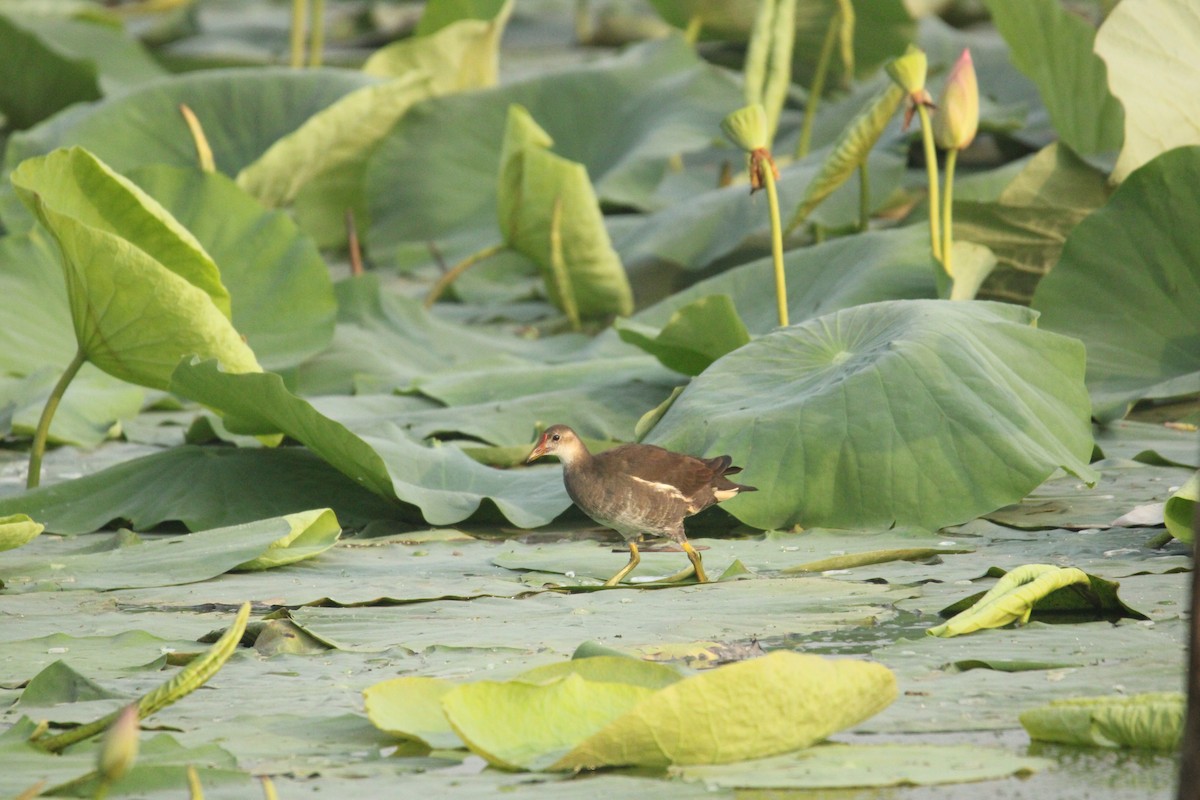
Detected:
left=604, top=541, right=640, bottom=586
left=682, top=540, right=708, bottom=583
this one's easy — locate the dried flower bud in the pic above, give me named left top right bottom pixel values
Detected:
left=97, top=705, right=140, bottom=783
left=721, top=104, right=769, bottom=152
left=934, top=49, right=979, bottom=150
left=885, top=45, right=927, bottom=95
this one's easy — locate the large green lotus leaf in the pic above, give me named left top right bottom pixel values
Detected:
left=1020, top=692, right=1184, bottom=751
left=293, top=275, right=592, bottom=396
left=0, top=513, right=42, bottom=552
left=365, top=37, right=740, bottom=264
left=18, top=660, right=126, bottom=707
left=673, top=743, right=1050, bottom=788
left=0, top=446, right=410, bottom=534
left=443, top=673, right=656, bottom=771
left=555, top=652, right=896, bottom=769
left=129, top=165, right=336, bottom=371
left=364, top=676, right=463, bottom=750
left=0, top=510, right=339, bottom=592
left=646, top=300, right=1096, bottom=531
left=952, top=143, right=1111, bottom=305
left=0, top=67, right=376, bottom=229
left=415, top=0, right=509, bottom=34
left=615, top=148, right=905, bottom=284
left=1096, top=1, right=1200, bottom=183
left=0, top=232, right=74, bottom=374
left=11, top=147, right=231, bottom=317
left=0, top=11, right=163, bottom=129
left=1164, top=471, right=1198, bottom=544
left=632, top=225, right=937, bottom=335
left=0, top=721, right=254, bottom=800
left=169, top=358, right=567, bottom=528
left=497, top=105, right=633, bottom=319
left=980, top=0, right=1123, bottom=157
left=1032, top=147, right=1200, bottom=421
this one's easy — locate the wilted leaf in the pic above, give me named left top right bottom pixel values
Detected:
left=646, top=300, right=1096, bottom=531
left=0, top=513, right=43, bottom=552
left=928, top=564, right=1091, bottom=637
left=787, top=82, right=903, bottom=231
left=1020, top=692, right=1184, bottom=751
left=234, top=508, right=342, bottom=571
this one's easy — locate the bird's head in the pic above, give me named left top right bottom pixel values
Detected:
left=525, top=424, right=585, bottom=465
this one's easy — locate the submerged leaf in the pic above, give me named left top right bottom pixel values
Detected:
left=1020, top=692, right=1184, bottom=751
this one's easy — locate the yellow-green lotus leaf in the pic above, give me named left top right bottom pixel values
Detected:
left=555, top=651, right=897, bottom=769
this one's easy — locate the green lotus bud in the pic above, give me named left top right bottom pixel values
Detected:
left=885, top=45, right=927, bottom=94
left=934, top=49, right=979, bottom=150
left=721, top=104, right=769, bottom=152
left=97, top=704, right=140, bottom=783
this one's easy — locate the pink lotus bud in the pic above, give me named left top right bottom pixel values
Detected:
left=98, top=704, right=140, bottom=782
left=934, top=49, right=979, bottom=150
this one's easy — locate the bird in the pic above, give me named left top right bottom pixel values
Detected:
left=525, top=424, right=757, bottom=586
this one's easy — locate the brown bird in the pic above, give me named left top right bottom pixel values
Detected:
left=525, top=425, right=757, bottom=585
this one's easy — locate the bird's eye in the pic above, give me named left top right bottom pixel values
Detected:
left=550, top=433, right=561, bottom=442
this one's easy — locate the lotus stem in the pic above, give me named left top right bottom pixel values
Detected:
left=179, top=104, right=215, bottom=173
left=795, top=12, right=839, bottom=159
left=345, top=209, right=364, bottom=276
left=307, top=0, right=325, bottom=67
left=423, top=242, right=507, bottom=309
left=941, top=147, right=958, bottom=279
left=27, top=348, right=86, bottom=489
left=260, top=775, right=279, bottom=800
left=683, top=14, right=703, bottom=44
left=915, top=103, right=942, bottom=263
left=743, top=1, right=771, bottom=109
left=187, top=766, right=204, bottom=800
left=289, top=0, right=307, bottom=67
left=858, top=161, right=870, bottom=233
left=761, top=154, right=789, bottom=327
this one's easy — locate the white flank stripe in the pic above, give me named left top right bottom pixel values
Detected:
left=630, top=475, right=688, bottom=503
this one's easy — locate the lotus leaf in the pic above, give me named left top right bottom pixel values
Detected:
left=646, top=300, right=1096, bottom=530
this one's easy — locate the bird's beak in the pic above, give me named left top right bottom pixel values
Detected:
left=525, top=436, right=548, bottom=464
